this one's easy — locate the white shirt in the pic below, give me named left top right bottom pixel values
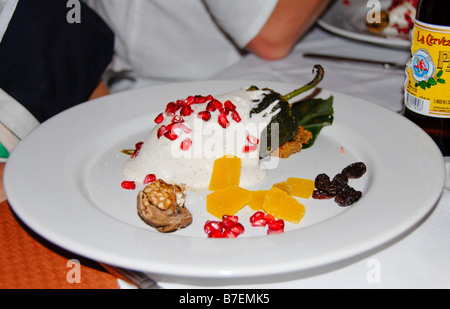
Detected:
left=87, top=0, right=278, bottom=91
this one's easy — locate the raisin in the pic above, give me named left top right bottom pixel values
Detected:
left=317, top=182, right=339, bottom=196
left=332, top=173, right=348, bottom=188
left=314, top=174, right=336, bottom=194
left=314, top=173, right=330, bottom=188
left=313, top=162, right=366, bottom=206
left=341, top=162, right=367, bottom=179
left=312, top=190, right=335, bottom=199
left=335, top=187, right=362, bottom=207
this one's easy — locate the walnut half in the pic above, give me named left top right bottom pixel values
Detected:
left=137, top=179, right=192, bottom=233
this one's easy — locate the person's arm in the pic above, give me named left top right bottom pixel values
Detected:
left=246, top=0, right=330, bottom=60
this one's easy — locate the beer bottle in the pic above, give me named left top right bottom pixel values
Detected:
left=403, top=0, right=450, bottom=156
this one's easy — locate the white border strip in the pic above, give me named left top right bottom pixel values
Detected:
left=0, top=89, right=39, bottom=153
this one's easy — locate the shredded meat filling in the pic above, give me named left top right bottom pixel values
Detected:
left=272, top=126, right=313, bottom=158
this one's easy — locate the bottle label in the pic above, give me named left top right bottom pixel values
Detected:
left=405, top=20, right=450, bottom=118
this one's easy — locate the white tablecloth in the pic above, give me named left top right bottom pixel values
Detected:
left=146, top=26, right=450, bottom=289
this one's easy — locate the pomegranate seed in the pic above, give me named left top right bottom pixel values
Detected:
left=250, top=211, right=266, bottom=227
left=208, top=230, right=225, bottom=238
left=197, top=111, right=211, bottom=121
left=180, top=106, right=193, bottom=116
left=223, top=229, right=238, bottom=238
left=121, top=181, right=136, bottom=190
left=224, top=100, right=236, bottom=111
left=211, top=221, right=223, bottom=231
left=211, top=220, right=223, bottom=231
left=206, top=95, right=214, bottom=101
left=167, top=122, right=191, bottom=134
left=180, top=138, right=192, bottom=151
left=204, top=220, right=223, bottom=234
left=264, top=214, right=276, bottom=225
left=211, top=99, right=223, bottom=110
left=143, top=174, right=156, bottom=184
left=231, top=110, right=241, bottom=123
left=222, top=215, right=239, bottom=224
left=221, top=216, right=245, bottom=237
left=154, top=113, right=164, bottom=124
left=135, top=142, right=144, bottom=150
left=157, top=125, right=168, bottom=139
left=243, top=144, right=258, bottom=153
left=222, top=216, right=238, bottom=229
left=164, top=130, right=178, bottom=141
left=204, top=216, right=245, bottom=238
left=247, top=134, right=259, bottom=145
left=230, top=223, right=245, bottom=236
left=219, top=108, right=229, bottom=115
left=218, top=114, right=230, bottom=128
left=267, top=228, right=284, bottom=235
left=171, top=115, right=184, bottom=123
left=185, top=96, right=195, bottom=105
left=166, top=122, right=189, bottom=134
left=203, top=222, right=214, bottom=234
left=166, top=122, right=176, bottom=131
left=194, top=96, right=207, bottom=103
left=165, top=102, right=180, bottom=115
left=206, top=102, right=216, bottom=112
left=224, top=215, right=239, bottom=221
left=267, top=219, right=284, bottom=231
left=131, top=149, right=139, bottom=158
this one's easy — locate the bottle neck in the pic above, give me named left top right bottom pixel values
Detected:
left=416, top=0, right=450, bottom=26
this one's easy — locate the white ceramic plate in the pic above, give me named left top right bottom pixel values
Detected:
left=4, top=80, right=445, bottom=278
left=318, top=0, right=411, bottom=49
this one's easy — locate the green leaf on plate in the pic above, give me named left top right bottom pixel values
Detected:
left=291, top=96, right=334, bottom=149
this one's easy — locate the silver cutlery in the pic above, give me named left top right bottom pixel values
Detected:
left=100, top=263, right=162, bottom=289
left=303, top=53, right=406, bottom=70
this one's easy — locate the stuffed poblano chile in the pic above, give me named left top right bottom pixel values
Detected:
left=121, top=65, right=333, bottom=189
left=247, top=65, right=333, bottom=158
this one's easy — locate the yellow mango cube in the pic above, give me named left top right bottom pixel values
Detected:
left=286, top=177, right=315, bottom=199
left=263, top=187, right=305, bottom=224
left=208, top=155, right=241, bottom=191
left=247, top=190, right=268, bottom=211
left=272, top=181, right=292, bottom=195
left=207, top=186, right=252, bottom=219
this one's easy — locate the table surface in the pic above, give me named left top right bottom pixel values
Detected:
left=2, top=25, right=449, bottom=289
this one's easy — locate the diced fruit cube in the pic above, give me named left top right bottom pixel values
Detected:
left=286, top=177, right=315, bottom=199
left=207, top=186, right=252, bottom=219
left=247, top=190, right=268, bottom=211
left=272, top=181, right=292, bottom=195
left=262, top=187, right=305, bottom=224
left=208, top=155, right=241, bottom=191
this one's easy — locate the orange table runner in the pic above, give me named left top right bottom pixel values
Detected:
left=0, top=200, right=119, bottom=289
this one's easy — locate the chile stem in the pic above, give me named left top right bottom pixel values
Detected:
left=283, top=65, right=325, bottom=101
